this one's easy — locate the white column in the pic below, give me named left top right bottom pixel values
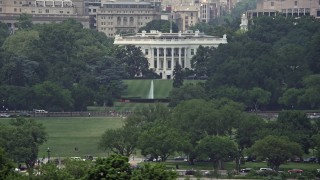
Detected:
left=157, top=48, right=160, bottom=71
left=150, top=47, right=154, bottom=69
left=164, top=48, right=167, bottom=72
left=184, top=47, right=187, bottom=68
left=178, top=47, right=182, bottom=66
left=171, top=47, right=174, bottom=70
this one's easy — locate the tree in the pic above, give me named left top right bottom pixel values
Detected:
left=132, top=163, right=177, bottom=180
left=91, top=56, right=127, bottom=106
left=245, top=87, right=271, bottom=111
left=0, top=118, right=47, bottom=169
left=99, top=126, right=139, bottom=157
left=0, top=148, right=15, bottom=180
left=16, top=13, right=33, bottom=30
left=311, top=133, right=320, bottom=162
left=168, top=83, right=207, bottom=107
left=86, top=155, right=131, bottom=180
left=71, top=85, right=94, bottom=111
left=115, top=45, right=149, bottom=78
left=171, top=99, right=244, bottom=164
left=138, top=124, right=190, bottom=161
left=196, top=135, right=238, bottom=169
left=138, top=20, right=178, bottom=33
left=248, top=135, right=303, bottom=170
left=235, top=114, right=265, bottom=149
left=278, top=88, right=304, bottom=109
left=32, top=81, right=73, bottom=111
left=2, top=30, right=40, bottom=58
left=190, top=46, right=214, bottom=77
left=172, top=62, right=183, bottom=88
left=0, top=22, right=10, bottom=46
left=276, top=110, right=313, bottom=153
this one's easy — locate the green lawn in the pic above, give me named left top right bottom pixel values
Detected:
left=0, top=117, right=124, bottom=158
left=122, top=79, right=204, bottom=99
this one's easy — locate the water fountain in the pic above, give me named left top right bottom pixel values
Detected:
left=147, top=80, right=154, bottom=99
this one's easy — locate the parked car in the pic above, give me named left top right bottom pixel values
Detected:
left=34, top=109, right=48, bottom=113
left=240, top=168, right=252, bottom=173
left=174, top=156, right=187, bottom=161
left=303, top=157, right=317, bottom=163
left=288, top=169, right=303, bottom=173
left=185, top=170, right=195, bottom=175
left=0, top=113, right=11, bottom=118
left=259, top=168, right=274, bottom=172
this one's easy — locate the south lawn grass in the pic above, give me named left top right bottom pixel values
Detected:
left=122, top=79, right=204, bottom=99
left=0, top=117, right=124, bottom=158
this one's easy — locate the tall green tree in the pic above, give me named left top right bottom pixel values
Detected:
left=191, top=46, right=214, bottom=77
left=115, top=45, right=149, bottom=78
left=168, top=83, right=206, bottom=107
left=86, top=155, right=131, bottom=180
left=132, top=163, right=177, bottom=180
left=245, top=87, right=271, bottom=111
left=0, top=22, right=10, bottom=46
left=32, top=81, right=73, bottom=111
left=138, top=124, right=190, bottom=161
left=0, top=148, right=15, bottom=180
left=248, top=135, right=303, bottom=170
left=138, top=20, right=178, bottom=33
left=172, top=62, right=183, bottom=88
left=99, top=126, right=139, bottom=157
left=235, top=114, right=265, bottom=149
left=196, top=136, right=238, bottom=169
left=0, top=118, right=47, bottom=169
left=16, top=13, right=33, bottom=30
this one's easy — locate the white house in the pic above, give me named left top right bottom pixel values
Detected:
left=114, top=30, right=227, bottom=79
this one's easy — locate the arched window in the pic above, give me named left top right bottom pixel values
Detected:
left=123, top=17, right=127, bottom=25
left=117, top=17, right=121, bottom=25
left=129, top=17, right=134, bottom=25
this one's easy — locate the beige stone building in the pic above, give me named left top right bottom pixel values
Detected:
left=173, top=5, right=199, bottom=31
left=96, top=0, right=161, bottom=37
left=0, top=0, right=90, bottom=30
left=247, top=0, right=320, bottom=19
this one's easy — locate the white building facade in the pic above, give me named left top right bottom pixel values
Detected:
left=114, top=30, right=227, bottom=79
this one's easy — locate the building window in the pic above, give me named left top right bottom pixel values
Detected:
left=46, top=9, right=49, bottom=13
left=317, top=10, right=320, bottom=16
left=60, top=11, right=63, bottom=13
left=294, top=1, right=297, bottom=6
left=145, top=49, right=149, bottom=55
left=93, top=9, right=96, bottom=12
left=0, top=8, right=2, bottom=12
left=271, top=2, right=274, bottom=6
left=14, top=1, right=16, bottom=4
left=191, top=49, right=194, bottom=55
left=14, top=8, right=17, bottom=12
left=123, top=17, right=127, bottom=25
left=38, top=9, right=42, bottom=13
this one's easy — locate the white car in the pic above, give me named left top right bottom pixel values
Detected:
left=0, top=113, right=11, bottom=118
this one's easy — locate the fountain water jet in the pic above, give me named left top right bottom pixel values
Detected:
left=147, top=80, right=154, bottom=99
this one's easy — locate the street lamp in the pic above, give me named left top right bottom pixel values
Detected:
left=47, top=147, right=51, bottom=163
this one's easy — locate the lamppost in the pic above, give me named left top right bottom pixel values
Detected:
left=238, top=148, right=242, bottom=174
left=47, top=147, right=51, bottom=163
